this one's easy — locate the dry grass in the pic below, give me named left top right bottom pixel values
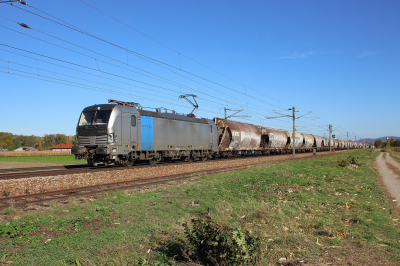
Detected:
left=0, top=151, right=71, bottom=157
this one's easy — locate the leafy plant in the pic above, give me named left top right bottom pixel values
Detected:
left=2, top=207, right=16, bottom=215
left=183, top=214, right=261, bottom=265
left=337, top=156, right=361, bottom=167
left=0, top=219, right=38, bottom=238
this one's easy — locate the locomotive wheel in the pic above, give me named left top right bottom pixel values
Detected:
left=125, top=160, right=135, bottom=167
left=148, top=158, right=159, bottom=165
left=87, top=158, right=94, bottom=167
left=201, top=156, right=207, bottom=161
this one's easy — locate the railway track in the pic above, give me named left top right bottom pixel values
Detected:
left=0, top=150, right=347, bottom=181
left=0, top=151, right=317, bottom=180
left=0, top=150, right=346, bottom=210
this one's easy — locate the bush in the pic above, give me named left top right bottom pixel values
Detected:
left=183, top=214, right=261, bottom=265
left=337, top=156, right=361, bottom=167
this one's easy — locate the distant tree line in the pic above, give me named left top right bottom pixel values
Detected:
left=374, top=138, right=400, bottom=148
left=0, top=132, right=77, bottom=151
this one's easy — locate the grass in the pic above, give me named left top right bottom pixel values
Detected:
left=0, top=149, right=399, bottom=265
left=388, top=151, right=400, bottom=164
left=0, top=155, right=86, bottom=165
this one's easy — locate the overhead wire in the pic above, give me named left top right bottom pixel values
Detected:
left=77, top=0, right=295, bottom=109
left=0, top=68, right=223, bottom=115
left=9, top=3, right=289, bottom=111
left=2, top=3, right=333, bottom=133
left=0, top=42, right=262, bottom=121
left=0, top=17, right=281, bottom=118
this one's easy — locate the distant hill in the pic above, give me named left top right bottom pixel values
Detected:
left=356, top=136, right=400, bottom=144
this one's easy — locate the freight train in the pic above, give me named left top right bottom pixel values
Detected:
left=71, top=100, right=364, bottom=166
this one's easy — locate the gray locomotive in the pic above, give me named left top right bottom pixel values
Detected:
left=72, top=100, right=218, bottom=166
left=72, top=99, right=363, bottom=166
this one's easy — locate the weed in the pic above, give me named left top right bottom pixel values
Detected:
left=337, top=156, right=361, bottom=167
left=2, top=207, right=17, bottom=215
left=183, top=213, right=261, bottom=265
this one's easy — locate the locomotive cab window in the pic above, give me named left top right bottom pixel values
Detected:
left=78, top=110, right=112, bottom=126
left=131, top=115, right=136, bottom=127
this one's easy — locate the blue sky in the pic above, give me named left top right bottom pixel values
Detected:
left=0, top=0, right=399, bottom=140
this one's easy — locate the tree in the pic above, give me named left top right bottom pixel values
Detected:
left=56, top=134, right=68, bottom=145
left=374, top=139, right=383, bottom=148
left=0, top=132, right=13, bottom=149
left=386, top=138, right=394, bottom=147
left=394, top=139, right=400, bottom=147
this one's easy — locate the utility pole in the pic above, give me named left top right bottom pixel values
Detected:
left=329, top=124, right=332, bottom=152
left=224, top=107, right=250, bottom=120
left=291, top=107, right=296, bottom=159
left=347, top=132, right=349, bottom=141
left=266, top=107, right=313, bottom=159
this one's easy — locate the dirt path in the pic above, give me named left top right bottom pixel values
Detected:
left=376, top=152, right=400, bottom=208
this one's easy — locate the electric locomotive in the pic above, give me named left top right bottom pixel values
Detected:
left=72, top=99, right=218, bottom=166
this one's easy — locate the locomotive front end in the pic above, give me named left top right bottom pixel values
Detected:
left=71, top=104, right=118, bottom=166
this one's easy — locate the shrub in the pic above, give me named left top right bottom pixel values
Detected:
left=183, top=214, right=261, bottom=265
left=337, top=156, right=361, bottom=167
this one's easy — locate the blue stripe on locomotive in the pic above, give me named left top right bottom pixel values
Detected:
left=140, top=116, right=154, bottom=150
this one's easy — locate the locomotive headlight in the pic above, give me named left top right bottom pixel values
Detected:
left=107, top=133, right=114, bottom=143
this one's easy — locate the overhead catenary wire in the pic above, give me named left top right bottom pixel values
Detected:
left=8, top=4, right=289, bottom=111
left=0, top=40, right=279, bottom=122
left=0, top=19, right=281, bottom=118
left=0, top=69, right=221, bottom=115
left=77, top=0, right=294, bottom=109
left=1, top=3, right=332, bottom=133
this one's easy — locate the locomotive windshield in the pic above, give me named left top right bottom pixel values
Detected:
left=78, top=110, right=112, bottom=126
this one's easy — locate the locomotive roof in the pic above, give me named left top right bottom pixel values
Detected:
left=82, top=104, right=115, bottom=111
left=139, top=109, right=209, bottom=124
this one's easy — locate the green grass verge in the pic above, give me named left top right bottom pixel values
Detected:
left=0, top=155, right=86, bottom=165
left=0, top=149, right=399, bottom=265
left=388, top=151, right=400, bottom=164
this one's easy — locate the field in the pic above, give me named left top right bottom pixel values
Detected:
left=0, top=151, right=71, bottom=157
left=0, top=149, right=399, bottom=265
left=0, top=155, right=87, bottom=168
